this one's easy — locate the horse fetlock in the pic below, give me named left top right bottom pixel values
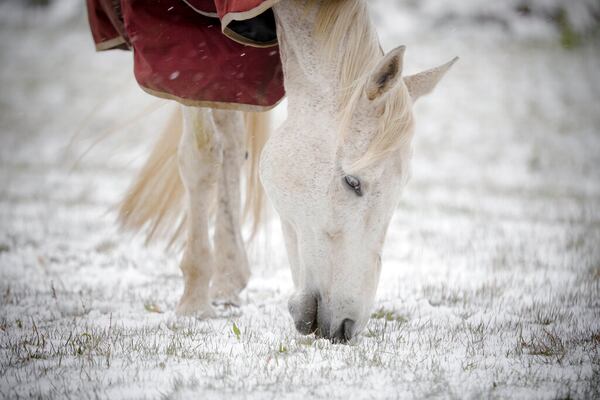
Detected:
left=210, top=269, right=249, bottom=304
left=180, top=249, right=213, bottom=278
left=176, top=250, right=215, bottom=316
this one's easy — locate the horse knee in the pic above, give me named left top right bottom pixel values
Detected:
left=178, top=107, right=222, bottom=190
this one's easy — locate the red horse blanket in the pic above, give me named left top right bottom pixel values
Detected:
left=86, top=0, right=284, bottom=111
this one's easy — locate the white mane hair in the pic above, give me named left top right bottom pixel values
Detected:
left=309, top=0, right=415, bottom=170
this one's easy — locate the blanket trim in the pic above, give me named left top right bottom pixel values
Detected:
left=181, top=0, right=218, bottom=18
left=140, top=86, right=285, bottom=112
left=223, top=27, right=278, bottom=48
left=220, top=0, right=281, bottom=35
left=95, top=36, right=127, bottom=51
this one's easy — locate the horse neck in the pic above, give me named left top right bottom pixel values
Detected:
left=272, top=1, right=379, bottom=118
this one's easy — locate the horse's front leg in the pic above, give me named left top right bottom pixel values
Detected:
left=209, top=110, right=250, bottom=305
left=176, top=106, right=222, bottom=317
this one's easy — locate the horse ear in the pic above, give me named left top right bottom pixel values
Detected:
left=403, top=57, right=459, bottom=102
left=366, top=46, right=406, bottom=101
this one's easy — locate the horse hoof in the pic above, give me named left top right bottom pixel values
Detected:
left=210, top=287, right=242, bottom=307
left=175, top=297, right=216, bottom=318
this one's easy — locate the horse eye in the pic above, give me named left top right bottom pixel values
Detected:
left=344, top=175, right=363, bottom=197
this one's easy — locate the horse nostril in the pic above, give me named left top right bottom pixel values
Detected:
left=288, top=293, right=319, bottom=335
left=330, top=318, right=355, bottom=343
left=343, top=319, right=355, bottom=341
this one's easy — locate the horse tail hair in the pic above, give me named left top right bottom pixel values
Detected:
left=243, top=111, right=271, bottom=240
left=117, top=108, right=186, bottom=248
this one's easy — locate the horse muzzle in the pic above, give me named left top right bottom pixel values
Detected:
left=288, top=291, right=357, bottom=343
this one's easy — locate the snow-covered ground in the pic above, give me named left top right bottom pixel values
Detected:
left=1, top=1, right=599, bottom=398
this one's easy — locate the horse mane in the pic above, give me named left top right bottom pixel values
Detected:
left=310, top=0, right=415, bottom=170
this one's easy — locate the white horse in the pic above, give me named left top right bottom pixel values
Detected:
left=119, top=0, right=456, bottom=342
